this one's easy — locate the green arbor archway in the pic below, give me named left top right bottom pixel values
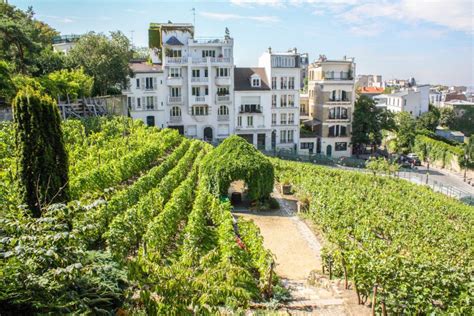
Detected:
left=201, top=135, right=274, bottom=201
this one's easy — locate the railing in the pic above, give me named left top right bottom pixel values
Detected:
left=216, top=95, right=230, bottom=102
left=191, top=77, right=209, bottom=83
left=194, top=96, right=206, bottom=102
left=217, top=115, right=229, bottom=121
left=191, top=37, right=232, bottom=44
left=166, top=57, right=186, bottom=64
left=169, top=116, right=182, bottom=123
left=192, top=57, right=207, bottom=64
left=210, top=57, right=231, bottom=63
left=168, top=96, right=182, bottom=103
left=326, top=100, right=351, bottom=106
left=145, top=105, right=156, bottom=110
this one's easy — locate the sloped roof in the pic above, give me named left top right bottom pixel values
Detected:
left=234, top=67, right=270, bottom=91
left=129, top=62, right=163, bottom=73
left=445, top=93, right=467, bottom=102
left=165, top=36, right=184, bottom=46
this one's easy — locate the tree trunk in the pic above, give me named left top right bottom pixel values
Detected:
left=371, top=284, right=378, bottom=316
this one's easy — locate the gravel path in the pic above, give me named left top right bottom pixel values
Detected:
left=234, top=189, right=370, bottom=315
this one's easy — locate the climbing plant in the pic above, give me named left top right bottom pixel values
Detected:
left=201, top=135, right=274, bottom=201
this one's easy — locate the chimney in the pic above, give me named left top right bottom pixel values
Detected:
left=293, top=47, right=297, bottom=54
left=268, top=46, right=272, bottom=54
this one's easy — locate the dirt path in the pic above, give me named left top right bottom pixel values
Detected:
left=234, top=189, right=370, bottom=315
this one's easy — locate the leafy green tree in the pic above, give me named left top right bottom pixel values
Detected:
left=42, top=68, right=93, bottom=101
left=460, top=135, right=474, bottom=180
left=352, top=95, right=395, bottom=154
left=12, top=86, right=69, bottom=217
left=416, top=111, right=439, bottom=131
left=67, top=31, right=132, bottom=95
left=0, top=60, right=15, bottom=102
left=439, top=107, right=455, bottom=127
left=394, top=112, right=416, bottom=153
left=0, top=3, right=58, bottom=74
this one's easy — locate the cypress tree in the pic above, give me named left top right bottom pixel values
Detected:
left=12, top=86, right=69, bottom=217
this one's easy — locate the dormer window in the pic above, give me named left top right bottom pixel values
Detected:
left=251, top=74, right=261, bottom=87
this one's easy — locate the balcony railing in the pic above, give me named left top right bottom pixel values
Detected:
left=168, top=96, right=182, bottom=103
left=216, top=94, right=230, bottom=102
left=193, top=96, right=207, bottom=103
left=210, top=57, right=231, bottom=63
left=191, top=77, right=209, bottom=83
left=192, top=57, right=207, bottom=64
left=326, top=100, right=351, bottom=106
left=166, top=57, right=186, bottom=64
left=169, top=116, right=182, bottom=123
left=217, top=115, right=229, bottom=121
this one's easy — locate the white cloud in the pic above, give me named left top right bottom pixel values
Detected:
left=230, top=0, right=285, bottom=7
left=200, top=11, right=280, bottom=23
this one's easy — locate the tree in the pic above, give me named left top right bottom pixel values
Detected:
left=12, top=86, right=69, bottom=217
left=41, top=68, right=93, bottom=101
left=460, top=135, right=474, bottom=181
left=67, top=31, right=132, bottom=95
left=439, top=107, right=455, bottom=127
left=416, top=111, right=439, bottom=131
left=394, top=112, right=416, bottom=153
left=352, top=95, right=394, bottom=154
left=0, top=3, right=58, bottom=74
left=0, top=60, right=15, bottom=102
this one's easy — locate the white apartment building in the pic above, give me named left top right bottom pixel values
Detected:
left=356, top=74, right=383, bottom=88
left=123, top=62, right=166, bottom=127
left=375, top=85, right=429, bottom=118
left=259, top=48, right=301, bottom=152
left=234, top=68, right=273, bottom=150
left=304, top=56, right=356, bottom=158
left=138, top=23, right=235, bottom=141
left=52, top=35, right=80, bottom=55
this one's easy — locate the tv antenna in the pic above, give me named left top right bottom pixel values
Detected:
left=192, top=8, right=196, bottom=26
left=130, top=30, right=135, bottom=48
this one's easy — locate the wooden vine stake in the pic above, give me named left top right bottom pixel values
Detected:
left=371, top=283, right=378, bottom=316
left=266, top=261, right=275, bottom=298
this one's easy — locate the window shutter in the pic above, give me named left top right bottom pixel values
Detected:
left=153, top=96, right=158, bottom=108
left=141, top=97, right=145, bottom=108
left=132, top=97, right=135, bottom=109
left=141, top=78, right=145, bottom=90
left=153, top=77, right=157, bottom=89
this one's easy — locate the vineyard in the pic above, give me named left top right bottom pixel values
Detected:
left=0, top=117, right=277, bottom=314
left=274, top=159, right=473, bottom=314
left=1, top=116, right=473, bottom=314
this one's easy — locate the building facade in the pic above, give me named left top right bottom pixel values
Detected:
left=304, top=56, right=356, bottom=158
left=259, top=49, right=301, bottom=152
left=374, top=85, right=430, bottom=118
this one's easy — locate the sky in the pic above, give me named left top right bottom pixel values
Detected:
left=10, top=0, right=474, bottom=86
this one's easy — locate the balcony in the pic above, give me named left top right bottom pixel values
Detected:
left=326, top=99, right=351, bottom=106
left=216, top=94, right=231, bottom=103
left=167, top=76, right=183, bottom=86
left=240, top=104, right=262, bottom=114
left=217, top=115, right=229, bottom=121
left=210, top=57, right=232, bottom=64
left=193, top=95, right=208, bottom=104
left=191, top=57, right=207, bottom=64
left=191, top=77, right=209, bottom=84
left=168, top=96, right=183, bottom=104
left=165, top=57, right=187, bottom=65
left=215, top=76, right=232, bottom=86
left=169, top=116, right=182, bottom=123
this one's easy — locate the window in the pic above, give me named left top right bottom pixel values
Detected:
left=288, top=77, right=295, bottom=89
left=280, top=130, right=287, bottom=143
left=169, top=68, right=181, bottom=78
left=170, top=106, right=181, bottom=117
left=301, top=142, right=314, bottom=150
left=192, top=69, right=200, bottom=78
left=146, top=116, right=155, bottom=127
left=192, top=87, right=200, bottom=96
left=202, top=50, right=216, bottom=57
left=288, top=113, right=294, bottom=124
left=127, top=96, right=133, bottom=108
left=247, top=116, right=253, bottom=127
left=192, top=105, right=208, bottom=116
left=170, top=87, right=181, bottom=97
left=136, top=78, right=140, bottom=88
left=288, top=130, right=294, bottom=142
left=237, top=116, right=242, bottom=127
left=218, top=68, right=229, bottom=77
left=280, top=95, right=287, bottom=107
left=288, top=94, right=294, bottom=107
left=280, top=113, right=287, bottom=125
left=170, top=49, right=182, bottom=57
left=272, top=113, right=276, bottom=125
left=272, top=77, right=277, bottom=89
left=272, top=95, right=277, bottom=107
left=136, top=97, right=141, bottom=109
left=328, top=125, right=347, bottom=137
left=335, top=142, right=347, bottom=151
left=205, top=69, right=208, bottom=78
left=240, top=104, right=261, bottom=113
left=280, top=77, right=287, bottom=89
left=146, top=96, right=156, bottom=110
left=252, top=78, right=261, bottom=87
left=217, top=87, right=229, bottom=95
left=329, top=107, right=348, bottom=119
left=145, top=77, right=154, bottom=90
left=218, top=105, right=229, bottom=116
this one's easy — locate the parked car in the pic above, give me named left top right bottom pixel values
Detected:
left=406, top=153, right=421, bottom=166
